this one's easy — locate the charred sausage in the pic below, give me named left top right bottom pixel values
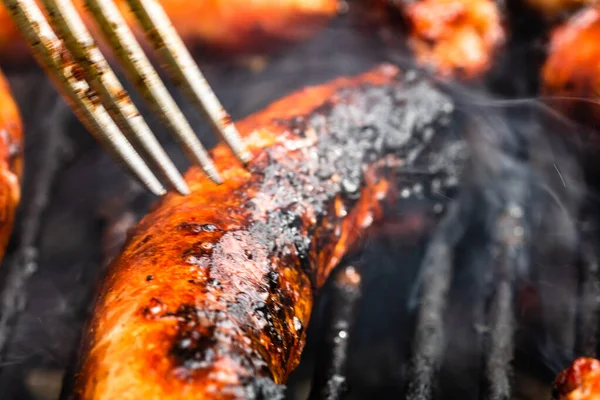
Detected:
left=0, top=0, right=340, bottom=64
left=0, top=70, right=23, bottom=264
left=358, top=0, right=505, bottom=79
left=541, top=6, right=600, bottom=128
left=402, top=0, right=505, bottom=79
left=552, top=357, right=600, bottom=400
left=64, top=64, right=460, bottom=400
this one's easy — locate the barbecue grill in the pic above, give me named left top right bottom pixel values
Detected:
left=0, top=5, right=596, bottom=400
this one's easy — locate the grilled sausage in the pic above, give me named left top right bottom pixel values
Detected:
left=64, top=64, right=460, bottom=400
left=0, top=0, right=340, bottom=64
left=552, top=358, right=600, bottom=400
left=403, top=0, right=505, bottom=78
left=0, top=70, right=23, bottom=264
left=541, top=6, right=600, bottom=127
left=359, top=0, right=505, bottom=79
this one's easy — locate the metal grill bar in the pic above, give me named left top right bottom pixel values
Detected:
left=308, top=265, right=362, bottom=400
left=483, top=204, right=526, bottom=400
left=0, top=89, right=69, bottom=360
left=575, top=241, right=600, bottom=357
left=485, top=278, right=514, bottom=400
left=406, top=203, right=465, bottom=400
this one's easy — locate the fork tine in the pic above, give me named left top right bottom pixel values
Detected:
left=41, top=0, right=190, bottom=195
left=125, top=0, right=253, bottom=165
left=2, top=0, right=167, bottom=196
left=84, top=0, right=223, bottom=184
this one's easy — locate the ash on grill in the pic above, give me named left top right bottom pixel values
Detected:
left=0, top=9, right=598, bottom=400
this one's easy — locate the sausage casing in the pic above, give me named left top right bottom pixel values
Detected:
left=553, top=357, right=600, bottom=400
left=402, top=0, right=505, bottom=79
left=0, top=70, right=23, bottom=263
left=542, top=6, right=600, bottom=127
left=0, top=0, right=339, bottom=64
left=66, top=64, right=458, bottom=400
left=359, top=0, right=505, bottom=79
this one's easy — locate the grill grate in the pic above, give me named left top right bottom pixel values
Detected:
left=483, top=204, right=525, bottom=400
left=0, top=95, right=588, bottom=400
left=575, top=240, right=600, bottom=358
left=308, top=265, right=362, bottom=400
left=0, top=85, right=71, bottom=361
left=405, top=204, right=459, bottom=400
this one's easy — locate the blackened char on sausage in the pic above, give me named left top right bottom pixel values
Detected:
left=65, top=64, right=465, bottom=400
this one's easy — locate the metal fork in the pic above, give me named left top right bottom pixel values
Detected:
left=3, top=0, right=253, bottom=196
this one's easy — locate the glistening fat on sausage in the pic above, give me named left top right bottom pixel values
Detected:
left=65, top=64, right=465, bottom=400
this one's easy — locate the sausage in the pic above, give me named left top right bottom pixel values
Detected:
left=358, top=0, right=506, bottom=79
left=64, top=64, right=459, bottom=400
left=552, top=357, right=600, bottom=400
left=0, top=69, right=23, bottom=264
left=541, top=6, right=600, bottom=128
left=402, top=0, right=506, bottom=79
left=0, top=0, right=340, bottom=64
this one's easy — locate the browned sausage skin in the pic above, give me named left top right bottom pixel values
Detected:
left=0, top=0, right=340, bottom=64
left=541, top=6, right=600, bottom=127
left=0, top=70, right=23, bottom=264
left=66, top=64, right=460, bottom=399
left=552, top=358, right=600, bottom=400
left=402, top=0, right=506, bottom=79
left=356, top=0, right=506, bottom=79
